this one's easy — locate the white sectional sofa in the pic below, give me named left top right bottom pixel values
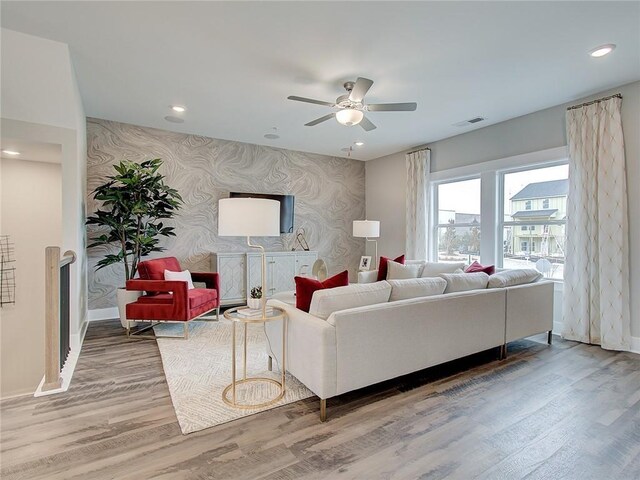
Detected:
left=265, top=262, right=553, bottom=421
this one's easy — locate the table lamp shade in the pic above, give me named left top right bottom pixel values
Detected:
left=353, top=220, right=380, bottom=238
left=218, top=198, right=280, bottom=237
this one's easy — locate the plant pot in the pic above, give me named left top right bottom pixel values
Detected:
left=247, top=298, right=261, bottom=310
left=116, top=288, right=142, bottom=328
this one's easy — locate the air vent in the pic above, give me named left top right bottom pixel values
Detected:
left=453, top=117, right=485, bottom=127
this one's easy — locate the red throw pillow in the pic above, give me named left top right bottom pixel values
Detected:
left=377, top=255, right=405, bottom=281
left=465, top=261, right=495, bottom=275
left=295, top=270, right=349, bottom=312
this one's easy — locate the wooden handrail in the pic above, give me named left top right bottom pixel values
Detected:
left=43, top=246, right=76, bottom=392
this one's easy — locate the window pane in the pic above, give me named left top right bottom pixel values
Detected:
left=437, top=178, right=480, bottom=225
left=502, top=164, right=568, bottom=280
left=437, top=225, right=481, bottom=264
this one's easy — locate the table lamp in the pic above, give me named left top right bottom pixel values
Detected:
left=353, top=220, right=380, bottom=269
left=218, top=198, right=280, bottom=316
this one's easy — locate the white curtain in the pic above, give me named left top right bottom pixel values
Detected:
left=563, top=95, right=630, bottom=351
left=406, top=149, right=430, bottom=260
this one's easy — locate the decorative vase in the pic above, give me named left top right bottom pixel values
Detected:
left=116, top=288, right=142, bottom=328
left=247, top=298, right=261, bottom=310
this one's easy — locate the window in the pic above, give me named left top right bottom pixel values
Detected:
left=501, top=164, right=568, bottom=280
left=434, top=178, right=481, bottom=263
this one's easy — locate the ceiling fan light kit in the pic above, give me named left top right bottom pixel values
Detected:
left=288, top=77, right=417, bottom=132
left=336, top=108, right=364, bottom=126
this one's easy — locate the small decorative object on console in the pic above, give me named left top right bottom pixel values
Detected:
left=248, top=286, right=262, bottom=310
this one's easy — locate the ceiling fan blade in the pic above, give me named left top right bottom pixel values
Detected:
left=359, top=116, right=377, bottom=131
left=349, top=77, right=374, bottom=102
left=367, top=102, right=417, bottom=112
left=287, top=96, right=335, bottom=107
left=305, top=113, right=336, bottom=126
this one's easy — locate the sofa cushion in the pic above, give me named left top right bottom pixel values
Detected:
left=295, top=270, right=349, bottom=312
left=388, top=277, right=447, bottom=302
left=421, top=262, right=466, bottom=277
left=387, top=260, right=421, bottom=280
left=309, top=281, right=392, bottom=320
left=135, top=288, right=217, bottom=309
left=488, top=269, right=543, bottom=288
left=465, top=261, right=495, bottom=275
left=377, top=255, right=405, bottom=282
left=442, top=272, right=489, bottom=293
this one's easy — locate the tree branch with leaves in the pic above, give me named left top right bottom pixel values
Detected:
left=86, top=159, right=183, bottom=281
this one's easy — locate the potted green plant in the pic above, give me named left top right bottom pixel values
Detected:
left=248, top=286, right=262, bottom=310
left=86, top=159, right=183, bottom=327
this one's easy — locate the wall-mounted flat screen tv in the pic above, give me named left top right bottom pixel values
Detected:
left=229, top=192, right=295, bottom=234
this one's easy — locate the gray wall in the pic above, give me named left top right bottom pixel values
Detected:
left=87, top=118, right=365, bottom=310
left=366, top=80, right=640, bottom=337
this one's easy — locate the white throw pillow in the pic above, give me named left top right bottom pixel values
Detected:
left=421, top=262, right=467, bottom=278
left=441, top=272, right=489, bottom=293
left=386, top=260, right=421, bottom=280
left=487, top=269, right=543, bottom=288
left=309, top=281, right=392, bottom=320
left=388, top=277, right=447, bottom=302
left=164, top=269, right=195, bottom=290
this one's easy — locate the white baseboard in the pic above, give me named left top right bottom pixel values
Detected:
left=88, top=307, right=118, bottom=321
left=33, top=345, right=81, bottom=397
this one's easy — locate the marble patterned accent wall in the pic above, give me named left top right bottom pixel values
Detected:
left=87, top=118, right=365, bottom=309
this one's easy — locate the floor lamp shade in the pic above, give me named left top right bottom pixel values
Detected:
left=218, top=198, right=280, bottom=237
left=353, top=220, right=380, bottom=238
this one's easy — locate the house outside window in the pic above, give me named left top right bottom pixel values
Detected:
left=543, top=198, right=550, bottom=208
left=525, top=200, right=532, bottom=210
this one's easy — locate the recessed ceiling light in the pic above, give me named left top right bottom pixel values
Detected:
left=2, top=150, right=20, bottom=155
left=354, top=142, right=364, bottom=146
left=589, top=44, right=616, bottom=57
left=171, top=105, right=186, bottom=113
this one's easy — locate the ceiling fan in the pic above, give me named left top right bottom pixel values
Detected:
left=287, top=77, right=417, bottom=131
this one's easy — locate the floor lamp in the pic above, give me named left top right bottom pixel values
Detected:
left=218, top=198, right=280, bottom=317
left=353, top=220, right=380, bottom=269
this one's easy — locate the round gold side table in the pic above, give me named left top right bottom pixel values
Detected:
left=222, top=305, right=287, bottom=409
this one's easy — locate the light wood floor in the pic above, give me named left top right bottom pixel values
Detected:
left=1, top=320, right=639, bottom=480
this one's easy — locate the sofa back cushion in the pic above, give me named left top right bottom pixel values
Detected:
left=442, top=272, right=489, bottom=293
left=295, top=270, right=350, bottom=312
left=310, top=281, right=392, bottom=320
left=421, top=262, right=466, bottom=277
left=487, top=269, right=543, bottom=288
left=388, top=277, right=447, bottom=302
left=387, top=260, right=421, bottom=280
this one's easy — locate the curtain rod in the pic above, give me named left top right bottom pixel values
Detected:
left=567, top=93, right=622, bottom=111
left=406, top=147, right=431, bottom=155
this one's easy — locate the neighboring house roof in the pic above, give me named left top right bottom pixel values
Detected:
left=510, top=179, right=569, bottom=200
left=512, top=209, right=558, bottom=218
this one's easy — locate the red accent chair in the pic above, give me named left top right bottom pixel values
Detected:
left=125, top=257, right=220, bottom=339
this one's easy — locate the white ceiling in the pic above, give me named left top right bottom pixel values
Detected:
left=1, top=1, right=638, bottom=161
left=0, top=138, right=61, bottom=164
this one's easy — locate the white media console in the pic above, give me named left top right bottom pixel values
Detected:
left=211, top=251, right=318, bottom=305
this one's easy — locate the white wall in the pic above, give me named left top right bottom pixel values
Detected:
left=0, top=159, right=62, bottom=397
left=366, top=80, right=640, bottom=338
left=0, top=28, right=88, bottom=396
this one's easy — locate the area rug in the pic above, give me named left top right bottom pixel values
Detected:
left=154, top=320, right=313, bottom=434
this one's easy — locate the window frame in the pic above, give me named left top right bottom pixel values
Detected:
left=428, top=146, right=568, bottom=282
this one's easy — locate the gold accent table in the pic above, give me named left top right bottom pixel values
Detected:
left=222, top=305, right=287, bottom=409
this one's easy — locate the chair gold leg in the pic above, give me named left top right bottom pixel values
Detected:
left=217, top=307, right=220, bottom=321
left=320, top=399, right=327, bottom=422
left=184, top=322, right=189, bottom=339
